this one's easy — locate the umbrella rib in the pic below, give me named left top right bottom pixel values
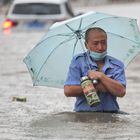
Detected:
left=34, top=35, right=76, bottom=83
left=72, top=38, right=79, bottom=57
left=107, top=32, right=140, bottom=44
left=78, top=18, right=83, bottom=30
left=82, top=16, right=120, bottom=31
left=65, top=24, right=76, bottom=32
left=65, top=18, right=83, bottom=39
left=37, top=33, right=74, bottom=46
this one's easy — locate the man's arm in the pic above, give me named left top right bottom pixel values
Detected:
left=100, top=73, right=126, bottom=97
left=64, top=85, right=83, bottom=97
left=88, top=70, right=126, bottom=97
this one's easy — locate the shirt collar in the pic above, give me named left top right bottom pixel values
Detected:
left=102, top=56, right=114, bottom=72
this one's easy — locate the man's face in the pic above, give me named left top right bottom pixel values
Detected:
left=86, top=30, right=107, bottom=53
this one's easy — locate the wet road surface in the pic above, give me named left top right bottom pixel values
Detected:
left=0, top=3, right=140, bottom=140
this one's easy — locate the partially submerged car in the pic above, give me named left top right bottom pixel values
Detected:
left=3, top=0, right=74, bottom=30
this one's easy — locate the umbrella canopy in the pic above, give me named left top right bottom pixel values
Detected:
left=23, top=11, right=140, bottom=88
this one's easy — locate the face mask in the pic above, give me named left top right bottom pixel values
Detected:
left=89, top=51, right=107, bottom=61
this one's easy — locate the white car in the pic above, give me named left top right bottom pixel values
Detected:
left=3, top=0, right=74, bottom=30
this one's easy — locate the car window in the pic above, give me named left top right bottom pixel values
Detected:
left=12, top=3, right=61, bottom=15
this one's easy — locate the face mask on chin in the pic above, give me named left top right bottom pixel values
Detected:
left=89, top=51, right=107, bottom=61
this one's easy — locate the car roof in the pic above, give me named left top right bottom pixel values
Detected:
left=13, top=0, right=68, bottom=4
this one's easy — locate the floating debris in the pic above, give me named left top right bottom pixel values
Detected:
left=12, top=96, right=27, bottom=102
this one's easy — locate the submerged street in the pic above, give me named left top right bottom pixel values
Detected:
left=0, top=2, right=140, bottom=140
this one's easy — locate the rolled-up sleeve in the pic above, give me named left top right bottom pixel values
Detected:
left=113, top=64, right=126, bottom=87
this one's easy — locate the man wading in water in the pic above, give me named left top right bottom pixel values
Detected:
left=64, top=27, right=126, bottom=113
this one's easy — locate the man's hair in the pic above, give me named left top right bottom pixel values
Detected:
left=85, top=27, right=107, bottom=43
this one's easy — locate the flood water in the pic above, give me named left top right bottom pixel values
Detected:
left=0, top=3, right=140, bottom=140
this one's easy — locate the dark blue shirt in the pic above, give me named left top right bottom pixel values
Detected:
left=64, top=52, right=126, bottom=112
